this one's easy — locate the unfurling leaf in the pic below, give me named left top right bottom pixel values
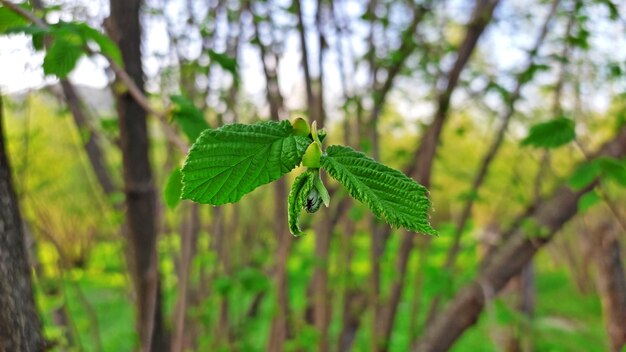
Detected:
left=288, top=169, right=329, bottom=235
left=181, top=120, right=312, bottom=205
left=288, top=170, right=316, bottom=236
left=521, top=117, right=576, bottom=149
left=321, top=145, right=436, bottom=235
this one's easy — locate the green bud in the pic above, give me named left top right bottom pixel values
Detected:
left=302, top=142, right=322, bottom=168
left=305, top=188, right=323, bottom=213
left=291, top=117, right=310, bottom=137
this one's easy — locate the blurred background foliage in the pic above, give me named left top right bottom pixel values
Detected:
left=1, top=0, right=626, bottom=351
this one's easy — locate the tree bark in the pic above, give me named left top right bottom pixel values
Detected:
left=376, top=1, right=500, bottom=348
left=171, top=203, right=200, bottom=352
left=592, top=221, right=626, bottom=352
left=427, top=0, right=560, bottom=323
left=0, top=93, right=44, bottom=351
left=59, top=81, right=117, bottom=198
left=414, top=125, right=626, bottom=351
left=106, top=1, right=167, bottom=350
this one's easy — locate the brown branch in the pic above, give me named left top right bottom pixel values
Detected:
left=426, top=0, right=561, bottom=323
left=414, top=125, right=626, bottom=351
left=374, top=1, right=500, bottom=349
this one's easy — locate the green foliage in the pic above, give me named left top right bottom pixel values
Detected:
left=321, top=145, right=437, bottom=235
left=0, top=5, right=28, bottom=33
left=163, top=167, right=183, bottom=209
left=569, top=157, right=626, bottom=190
left=181, top=119, right=435, bottom=236
left=578, top=190, right=600, bottom=212
left=569, top=160, right=602, bottom=190
left=42, top=35, right=84, bottom=78
left=170, top=95, right=209, bottom=142
left=181, top=120, right=311, bottom=205
left=518, top=62, right=551, bottom=85
left=70, top=22, right=123, bottom=66
left=598, top=0, right=619, bottom=20
left=597, top=157, right=626, bottom=186
left=1, top=15, right=122, bottom=77
left=521, top=117, right=576, bottom=149
left=208, top=49, right=238, bottom=76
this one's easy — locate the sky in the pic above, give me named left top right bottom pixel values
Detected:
left=1, top=0, right=625, bottom=125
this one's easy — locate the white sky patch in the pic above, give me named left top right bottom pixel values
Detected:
left=0, top=0, right=624, bottom=125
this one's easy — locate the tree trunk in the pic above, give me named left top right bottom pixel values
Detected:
left=378, top=2, right=501, bottom=347
left=592, top=221, right=626, bottom=352
left=59, top=81, right=117, bottom=198
left=105, top=1, right=167, bottom=350
left=0, top=94, right=44, bottom=351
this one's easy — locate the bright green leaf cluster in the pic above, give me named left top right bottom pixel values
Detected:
left=179, top=118, right=436, bottom=236
left=181, top=120, right=311, bottom=205
left=521, top=117, right=576, bottom=149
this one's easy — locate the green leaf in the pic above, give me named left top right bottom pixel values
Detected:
left=521, top=117, right=576, bottom=149
left=3, top=24, right=49, bottom=50
left=43, top=37, right=84, bottom=78
left=597, top=157, right=626, bottom=187
left=170, top=95, right=209, bottom=142
left=569, top=160, right=601, bottom=190
left=208, top=49, right=237, bottom=75
left=0, top=6, right=28, bottom=33
left=164, top=167, right=183, bottom=209
left=321, top=145, right=436, bottom=235
left=288, top=170, right=316, bottom=236
left=46, top=22, right=123, bottom=66
left=182, top=120, right=312, bottom=205
left=76, top=23, right=123, bottom=66
left=578, top=190, right=600, bottom=213
left=569, top=157, right=626, bottom=190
